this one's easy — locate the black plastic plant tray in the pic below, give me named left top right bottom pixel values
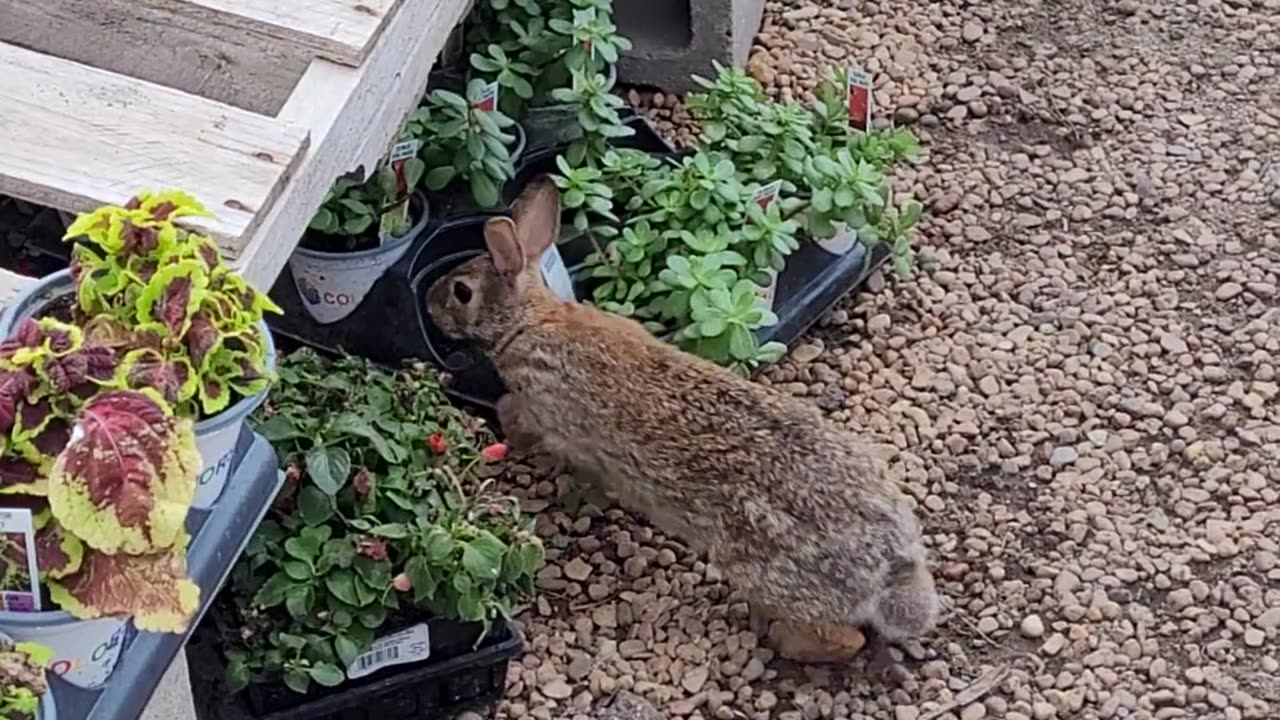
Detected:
left=188, top=619, right=520, bottom=720
left=44, top=429, right=285, bottom=720
left=760, top=240, right=891, bottom=348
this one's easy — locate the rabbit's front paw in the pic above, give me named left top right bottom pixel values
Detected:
left=496, top=393, right=542, bottom=453
left=768, top=619, right=867, bottom=664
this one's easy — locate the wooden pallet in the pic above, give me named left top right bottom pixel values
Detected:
left=0, top=0, right=470, bottom=294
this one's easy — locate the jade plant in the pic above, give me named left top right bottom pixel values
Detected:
left=686, top=63, right=924, bottom=273
left=464, top=0, right=629, bottom=106
left=419, top=80, right=521, bottom=208
left=222, top=350, right=543, bottom=694
left=550, top=69, right=634, bottom=168
left=1, top=640, right=53, bottom=720
left=566, top=151, right=793, bottom=373
left=65, top=191, right=280, bottom=418
left=308, top=166, right=421, bottom=251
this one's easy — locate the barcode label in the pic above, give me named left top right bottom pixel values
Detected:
left=346, top=624, right=431, bottom=680
left=540, top=245, right=576, bottom=301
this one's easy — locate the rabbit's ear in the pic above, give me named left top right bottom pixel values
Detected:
left=484, top=216, right=524, bottom=285
left=512, top=177, right=560, bottom=260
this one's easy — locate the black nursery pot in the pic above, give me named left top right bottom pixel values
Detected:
left=267, top=214, right=510, bottom=409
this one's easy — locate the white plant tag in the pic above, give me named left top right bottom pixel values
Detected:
left=388, top=140, right=421, bottom=163
left=753, top=180, right=783, bottom=210
left=540, top=245, right=576, bottom=300
left=346, top=623, right=431, bottom=681
left=0, top=507, right=41, bottom=612
left=472, top=82, right=500, bottom=112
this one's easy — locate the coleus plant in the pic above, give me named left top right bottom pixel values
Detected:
left=0, top=324, right=203, bottom=633
left=65, top=191, right=280, bottom=419
left=223, top=350, right=542, bottom=694
left=1, top=640, right=53, bottom=720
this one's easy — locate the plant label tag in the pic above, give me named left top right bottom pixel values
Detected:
left=847, top=67, right=873, bottom=132
left=753, top=180, right=783, bottom=210
left=388, top=140, right=421, bottom=164
left=816, top=220, right=859, bottom=256
left=540, top=244, right=576, bottom=301
left=378, top=199, right=412, bottom=247
left=0, top=507, right=41, bottom=612
left=472, top=82, right=500, bottom=113
left=346, top=623, right=431, bottom=681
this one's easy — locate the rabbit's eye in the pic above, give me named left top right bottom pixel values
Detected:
left=452, top=281, right=473, bottom=303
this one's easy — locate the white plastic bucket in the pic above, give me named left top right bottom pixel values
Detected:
left=0, top=611, right=129, bottom=689
left=289, top=194, right=431, bottom=325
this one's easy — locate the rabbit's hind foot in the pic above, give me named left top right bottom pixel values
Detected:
left=766, top=619, right=867, bottom=664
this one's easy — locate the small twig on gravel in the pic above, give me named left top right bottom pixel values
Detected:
left=919, top=664, right=1012, bottom=720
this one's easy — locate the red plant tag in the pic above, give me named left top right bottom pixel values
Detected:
left=753, top=180, right=783, bottom=210
left=472, top=81, right=500, bottom=113
left=846, top=67, right=873, bottom=132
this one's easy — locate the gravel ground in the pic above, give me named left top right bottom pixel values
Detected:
left=475, top=0, right=1280, bottom=718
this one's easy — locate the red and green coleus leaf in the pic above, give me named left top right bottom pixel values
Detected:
left=48, top=390, right=200, bottom=555
left=0, top=367, right=37, bottom=432
left=183, top=312, right=225, bottom=371
left=136, top=260, right=208, bottom=337
left=33, top=510, right=84, bottom=580
left=209, top=268, right=283, bottom=318
left=48, top=542, right=200, bottom=633
left=115, top=348, right=198, bottom=406
left=0, top=456, right=43, bottom=495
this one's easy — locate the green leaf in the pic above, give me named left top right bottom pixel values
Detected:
left=306, top=446, right=351, bottom=495
left=405, top=557, right=437, bottom=602
left=423, top=528, right=455, bottom=562
left=283, top=668, right=311, bottom=694
left=285, top=585, right=314, bottom=619
left=308, top=662, right=347, bottom=688
left=471, top=172, right=500, bottom=208
left=285, top=535, right=320, bottom=563
left=462, top=530, right=508, bottom=582
left=326, top=569, right=361, bottom=606
left=254, top=572, right=293, bottom=608
left=369, top=523, right=411, bottom=539
left=256, top=414, right=307, bottom=443
left=334, top=635, right=362, bottom=668
left=425, top=165, right=456, bottom=190
left=457, top=593, right=486, bottom=621
left=284, top=561, right=312, bottom=581
left=298, top=485, right=335, bottom=526
left=331, top=413, right=401, bottom=463
left=728, top=324, right=756, bottom=361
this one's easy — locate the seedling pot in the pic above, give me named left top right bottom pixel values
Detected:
left=0, top=611, right=129, bottom=690
left=288, top=193, right=432, bottom=325
left=0, top=269, right=277, bottom=509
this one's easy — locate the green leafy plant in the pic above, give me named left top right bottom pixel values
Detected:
left=549, top=69, right=634, bottom=167
left=65, top=191, right=280, bottom=418
left=223, top=350, right=543, bottom=695
left=1, top=640, right=53, bottom=720
left=419, top=80, right=521, bottom=208
left=469, top=44, right=537, bottom=118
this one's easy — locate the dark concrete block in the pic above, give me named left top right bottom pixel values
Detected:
left=615, top=0, right=765, bottom=93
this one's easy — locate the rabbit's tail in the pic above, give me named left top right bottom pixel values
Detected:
left=870, top=556, right=939, bottom=641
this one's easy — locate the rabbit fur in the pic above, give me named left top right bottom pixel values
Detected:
left=427, top=178, right=939, bottom=663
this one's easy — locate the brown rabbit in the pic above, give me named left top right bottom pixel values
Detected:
left=427, top=178, right=939, bottom=667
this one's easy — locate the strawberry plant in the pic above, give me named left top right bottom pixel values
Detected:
left=64, top=191, right=280, bottom=419
left=222, top=350, right=542, bottom=695
left=1, top=640, right=53, bottom=720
